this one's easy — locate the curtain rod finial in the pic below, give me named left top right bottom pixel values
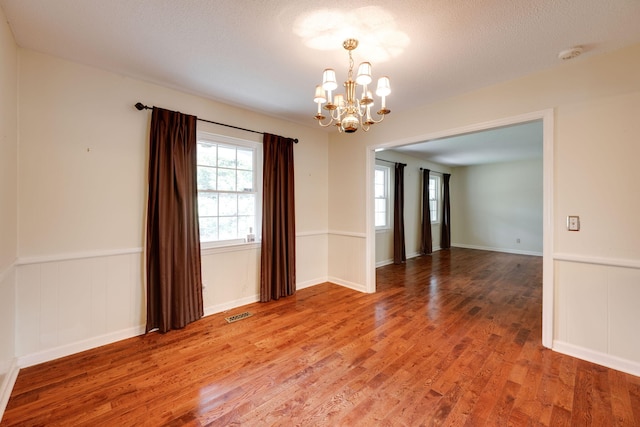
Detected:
left=135, top=102, right=149, bottom=111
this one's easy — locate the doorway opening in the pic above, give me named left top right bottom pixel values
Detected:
left=365, top=109, right=554, bottom=348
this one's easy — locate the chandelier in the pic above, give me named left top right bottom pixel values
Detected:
left=313, top=39, right=391, bottom=133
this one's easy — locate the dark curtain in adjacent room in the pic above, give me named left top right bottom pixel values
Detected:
left=260, top=133, right=297, bottom=302
left=393, top=163, right=406, bottom=264
left=441, top=173, right=451, bottom=249
left=145, top=107, right=203, bottom=333
left=420, top=169, right=433, bottom=255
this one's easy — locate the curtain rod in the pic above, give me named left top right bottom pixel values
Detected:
left=420, top=167, right=448, bottom=175
left=375, top=158, right=407, bottom=166
left=135, top=102, right=298, bottom=143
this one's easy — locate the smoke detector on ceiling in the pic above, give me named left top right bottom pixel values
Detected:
left=558, top=46, right=583, bottom=61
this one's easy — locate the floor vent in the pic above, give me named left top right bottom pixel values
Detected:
left=225, top=311, right=253, bottom=323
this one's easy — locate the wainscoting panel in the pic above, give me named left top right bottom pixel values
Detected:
left=296, top=232, right=328, bottom=289
left=328, top=231, right=367, bottom=292
left=14, top=236, right=330, bottom=368
left=554, top=258, right=640, bottom=376
left=15, top=252, right=143, bottom=364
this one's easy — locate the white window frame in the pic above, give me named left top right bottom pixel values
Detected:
left=374, top=165, right=391, bottom=230
left=429, top=175, right=441, bottom=224
left=196, top=132, right=263, bottom=249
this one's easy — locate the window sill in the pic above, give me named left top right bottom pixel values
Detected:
left=201, top=241, right=261, bottom=256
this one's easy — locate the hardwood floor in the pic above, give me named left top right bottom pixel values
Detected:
left=3, top=248, right=639, bottom=426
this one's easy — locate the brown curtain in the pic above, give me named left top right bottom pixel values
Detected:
left=441, top=173, right=451, bottom=249
left=146, top=107, right=203, bottom=333
left=420, top=169, right=433, bottom=255
left=260, top=133, right=296, bottom=302
left=393, top=163, right=406, bottom=264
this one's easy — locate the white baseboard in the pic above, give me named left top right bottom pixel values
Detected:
left=375, top=248, right=443, bottom=268
left=17, top=326, right=146, bottom=368
left=296, top=277, right=328, bottom=290
left=327, top=276, right=367, bottom=293
left=553, top=340, right=640, bottom=378
left=452, top=243, right=542, bottom=257
left=0, top=358, right=19, bottom=423
left=203, top=295, right=260, bottom=317
left=376, top=259, right=394, bottom=268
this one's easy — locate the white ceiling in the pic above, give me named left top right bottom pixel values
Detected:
left=2, top=0, right=640, bottom=164
left=391, top=120, right=543, bottom=167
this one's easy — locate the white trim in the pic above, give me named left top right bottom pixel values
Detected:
left=541, top=108, right=555, bottom=349
left=295, top=230, right=328, bottom=238
left=554, top=253, right=640, bottom=269
left=328, top=277, right=367, bottom=293
left=376, top=259, right=394, bottom=268
left=365, top=147, right=376, bottom=293
left=296, top=278, right=328, bottom=290
left=203, top=277, right=327, bottom=316
left=201, top=242, right=260, bottom=256
left=328, top=230, right=367, bottom=238
left=17, top=326, right=146, bottom=368
left=16, top=248, right=143, bottom=266
left=0, top=358, right=19, bottom=422
left=375, top=251, right=434, bottom=268
left=452, top=243, right=542, bottom=257
left=0, top=261, right=16, bottom=284
left=553, top=340, right=640, bottom=378
left=203, top=295, right=260, bottom=317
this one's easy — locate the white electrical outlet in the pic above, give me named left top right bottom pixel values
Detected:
left=567, top=215, right=580, bottom=231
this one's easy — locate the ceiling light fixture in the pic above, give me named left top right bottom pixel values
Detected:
left=313, top=39, right=390, bottom=133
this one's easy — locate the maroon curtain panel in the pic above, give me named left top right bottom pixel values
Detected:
left=441, top=173, right=451, bottom=249
left=420, top=169, right=433, bottom=255
left=260, top=133, right=296, bottom=302
left=393, top=163, right=406, bottom=264
left=146, top=107, right=204, bottom=333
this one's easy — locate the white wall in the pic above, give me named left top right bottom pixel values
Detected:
left=451, top=158, right=543, bottom=255
left=374, top=152, right=451, bottom=266
left=327, top=43, right=640, bottom=376
left=0, top=3, right=18, bottom=416
left=14, top=49, right=330, bottom=366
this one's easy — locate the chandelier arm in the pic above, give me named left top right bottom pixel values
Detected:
left=315, top=116, right=336, bottom=127
left=368, top=114, right=386, bottom=125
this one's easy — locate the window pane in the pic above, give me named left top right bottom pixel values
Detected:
left=218, top=146, right=236, bottom=168
left=197, top=136, right=260, bottom=244
left=238, top=215, right=255, bottom=237
left=219, top=216, right=238, bottom=240
left=375, top=169, right=384, bottom=184
left=219, top=193, right=237, bottom=216
left=375, top=183, right=384, bottom=198
left=375, top=212, right=386, bottom=227
left=237, top=170, right=253, bottom=192
left=375, top=198, right=386, bottom=212
left=199, top=217, right=218, bottom=242
left=198, top=143, right=217, bottom=166
left=237, top=148, right=253, bottom=170
left=198, top=193, right=218, bottom=216
left=197, top=166, right=216, bottom=190
left=238, top=193, right=255, bottom=216
left=218, top=168, right=236, bottom=191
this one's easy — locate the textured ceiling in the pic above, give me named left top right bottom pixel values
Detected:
left=2, top=0, right=640, bottom=164
left=392, top=121, right=543, bottom=166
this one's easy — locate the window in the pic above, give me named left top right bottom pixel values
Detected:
left=429, top=175, right=440, bottom=223
left=196, top=133, right=261, bottom=245
left=375, top=165, right=390, bottom=229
